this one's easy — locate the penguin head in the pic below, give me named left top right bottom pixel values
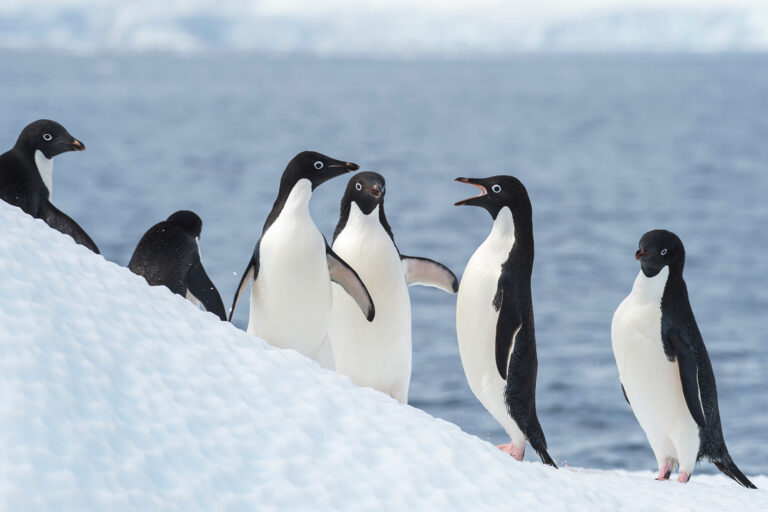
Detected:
left=635, top=229, right=685, bottom=277
left=166, top=210, right=203, bottom=239
left=454, top=176, right=531, bottom=219
left=15, top=119, right=85, bottom=158
left=282, top=151, right=359, bottom=191
left=343, top=171, right=386, bottom=215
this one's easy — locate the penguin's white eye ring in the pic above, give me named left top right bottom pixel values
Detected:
left=660, top=248, right=668, bottom=256
left=491, top=184, right=502, bottom=193
left=355, top=183, right=362, bottom=191
left=314, top=161, right=324, bottom=170
left=42, top=133, right=53, bottom=141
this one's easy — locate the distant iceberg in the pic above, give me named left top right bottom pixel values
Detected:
left=1, top=195, right=766, bottom=510
left=0, top=1, right=767, bottom=55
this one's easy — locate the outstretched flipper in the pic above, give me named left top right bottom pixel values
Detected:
left=187, top=260, right=227, bottom=321
left=401, top=255, right=458, bottom=293
left=327, top=243, right=375, bottom=322
left=228, top=242, right=259, bottom=322
left=38, top=200, right=100, bottom=254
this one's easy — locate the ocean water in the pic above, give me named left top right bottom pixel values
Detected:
left=1, top=52, right=766, bottom=475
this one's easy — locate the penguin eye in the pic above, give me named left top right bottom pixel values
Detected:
left=314, top=161, right=324, bottom=170
left=491, top=184, right=502, bottom=193
left=355, top=183, right=362, bottom=191
left=42, top=133, right=53, bottom=141
left=660, top=248, right=668, bottom=256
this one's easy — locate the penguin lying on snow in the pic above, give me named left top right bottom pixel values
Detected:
left=612, top=229, right=756, bottom=488
left=230, top=151, right=374, bottom=370
left=129, top=210, right=227, bottom=321
left=0, top=119, right=99, bottom=253
left=329, top=172, right=457, bottom=403
left=454, top=176, right=556, bottom=467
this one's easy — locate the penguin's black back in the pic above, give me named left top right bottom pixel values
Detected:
left=660, top=272, right=756, bottom=488
left=128, top=221, right=199, bottom=295
left=0, top=147, right=46, bottom=215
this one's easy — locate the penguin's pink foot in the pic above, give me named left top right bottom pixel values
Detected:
left=656, top=462, right=672, bottom=480
left=497, top=443, right=524, bottom=461
left=677, top=471, right=690, bottom=483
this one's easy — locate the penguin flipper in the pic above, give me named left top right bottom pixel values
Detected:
left=493, top=278, right=522, bottom=380
left=38, top=200, right=100, bottom=254
left=665, top=329, right=707, bottom=428
left=326, top=244, right=375, bottom=322
left=229, top=243, right=259, bottom=322
left=186, top=260, right=227, bottom=321
left=504, top=324, right=557, bottom=468
left=400, top=255, right=458, bottom=293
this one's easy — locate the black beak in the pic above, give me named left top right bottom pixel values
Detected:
left=635, top=248, right=647, bottom=260
left=365, top=184, right=383, bottom=198
left=329, top=161, right=359, bottom=172
left=454, top=177, right=488, bottom=206
left=69, top=138, right=85, bottom=151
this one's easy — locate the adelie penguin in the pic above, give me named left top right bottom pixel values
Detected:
left=454, top=176, right=556, bottom=468
left=129, top=210, right=227, bottom=321
left=611, top=229, right=756, bottom=488
left=230, top=151, right=375, bottom=369
left=0, top=120, right=98, bottom=253
left=329, top=172, right=458, bottom=403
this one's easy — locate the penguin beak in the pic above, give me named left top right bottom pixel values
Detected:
left=635, top=248, right=648, bottom=260
left=329, top=162, right=359, bottom=172
left=69, top=139, right=85, bottom=151
left=365, top=184, right=383, bottom=198
left=454, top=177, right=487, bottom=206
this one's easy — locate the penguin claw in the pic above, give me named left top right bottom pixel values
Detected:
left=497, top=443, right=525, bottom=461
left=677, top=471, right=690, bottom=483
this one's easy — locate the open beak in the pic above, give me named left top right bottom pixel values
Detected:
left=70, top=139, right=85, bottom=151
left=454, top=177, right=488, bottom=206
left=635, top=248, right=648, bottom=260
left=329, top=161, right=359, bottom=172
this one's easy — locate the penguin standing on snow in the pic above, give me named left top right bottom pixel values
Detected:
left=454, top=176, right=556, bottom=467
left=611, top=229, right=756, bottom=488
left=329, top=172, right=457, bottom=403
left=129, top=210, right=227, bottom=321
left=0, top=119, right=98, bottom=253
left=229, top=151, right=374, bottom=369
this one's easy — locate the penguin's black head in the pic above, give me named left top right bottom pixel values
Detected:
left=454, top=176, right=531, bottom=219
left=166, top=210, right=202, bottom=239
left=635, top=229, right=685, bottom=277
left=283, top=151, right=359, bottom=191
left=15, top=119, right=85, bottom=158
left=343, top=171, right=386, bottom=215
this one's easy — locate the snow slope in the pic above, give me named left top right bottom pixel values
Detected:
left=0, top=201, right=766, bottom=511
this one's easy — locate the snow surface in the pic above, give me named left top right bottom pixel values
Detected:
left=0, top=200, right=766, bottom=511
left=0, top=1, right=767, bottom=55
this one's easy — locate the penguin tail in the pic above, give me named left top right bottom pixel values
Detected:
left=535, top=447, right=558, bottom=469
left=713, top=454, right=757, bottom=489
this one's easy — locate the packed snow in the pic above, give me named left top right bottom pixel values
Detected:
left=0, top=1, right=767, bottom=55
left=0, top=201, right=766, bottom=510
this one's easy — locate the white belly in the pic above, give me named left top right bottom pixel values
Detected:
left=455, top=207, right=524, bottom=443
left=611, top=268, right=700, bottom=469
left=329, top=206, right=412, bottom=402
left=247, top=181, right=334, bottom=368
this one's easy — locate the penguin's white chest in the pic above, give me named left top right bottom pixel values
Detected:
left=611, top=268, right=699, bottom=459
left=34, top=150, right=53, bottom=199
left=248, top=180, right=332, bottom=362
left=455, top=207, right=524, bottom=441
left=329, top=205, right=411, bottom=402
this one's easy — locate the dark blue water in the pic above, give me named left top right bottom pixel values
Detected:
left=1, top=52, right=766, bottom=474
